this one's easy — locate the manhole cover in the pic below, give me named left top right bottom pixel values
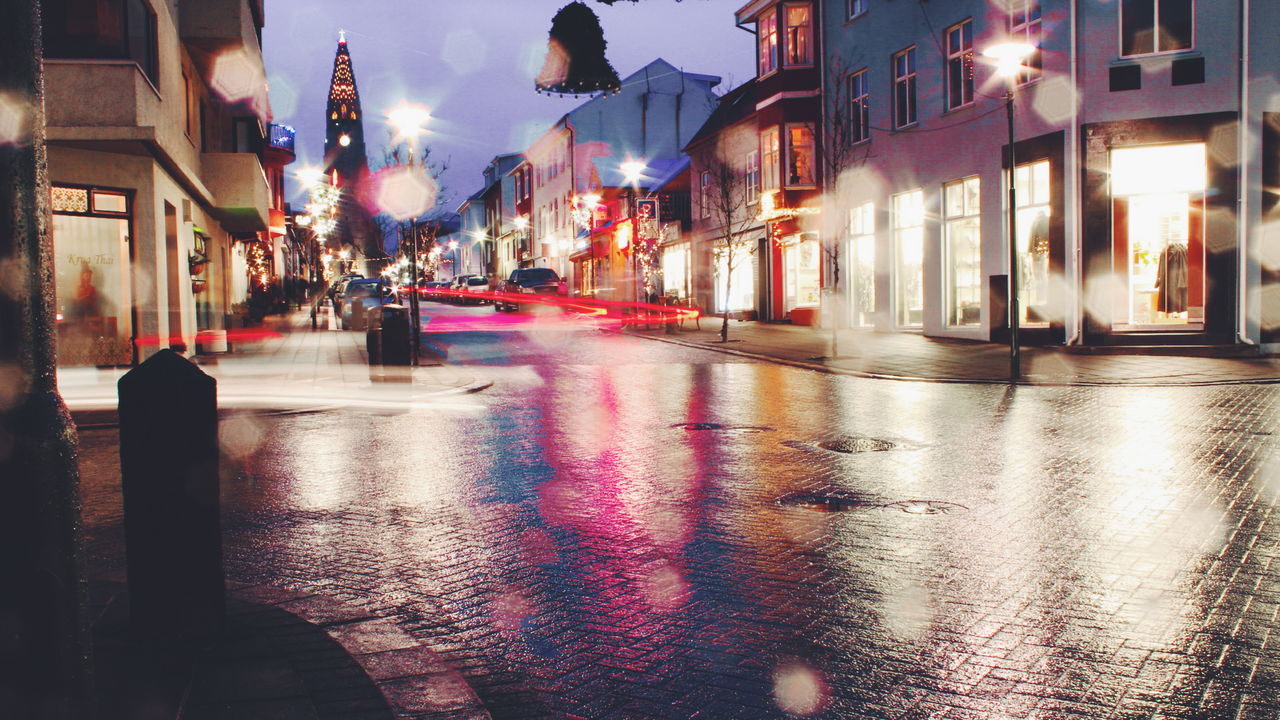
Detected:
left=818, top=437, right=896, bottom=453
left=777, top=492, right=873, bottom=512
left=882, top=500, right=966, bottom=515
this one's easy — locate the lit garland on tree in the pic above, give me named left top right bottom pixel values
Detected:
left=247, top=241, right=271, bottom=288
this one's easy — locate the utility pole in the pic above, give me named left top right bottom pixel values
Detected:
left=0, top=1, right=94, bottom=716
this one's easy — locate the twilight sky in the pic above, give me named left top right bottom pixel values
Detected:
left=263, top=0, right=755, bottom=210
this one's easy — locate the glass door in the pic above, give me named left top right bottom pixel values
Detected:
left=1110, top=143, right=1206, bottom=330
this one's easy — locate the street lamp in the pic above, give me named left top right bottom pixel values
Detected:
left=983, top=40, right=1036, bottom=381
left=385, top=101, right=432, bottom=366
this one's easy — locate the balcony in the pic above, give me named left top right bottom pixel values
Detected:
left=201, top=153, right=271, bottom=232
left=180, top=0, right=262, bottom=54
left=44, top=60, right=160, bottom=134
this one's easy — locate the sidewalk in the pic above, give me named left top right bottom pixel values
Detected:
left=61, top=306, right=492, bottom=423
left=625, top=318, right=1280, bottom=386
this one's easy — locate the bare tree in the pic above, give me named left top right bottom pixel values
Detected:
left=697, top=149, right=760, bottom=343
left=818, top=54, right=873, bottom=358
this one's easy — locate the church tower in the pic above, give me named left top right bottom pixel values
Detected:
left=324, top=31, right=367, bottom=182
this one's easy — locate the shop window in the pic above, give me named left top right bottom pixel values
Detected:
left=946, top=20, right=975, bottom=110
left=785, top=124, right=815, bottom=187
left=1014, top=160, right=1052, bottom=326
left=93, top=191, right=127, bottom=214
left=716, top=244, right=756, bottom=312
left=1109, top=143, right=1206, bottom=330
left=784, top=4, right=813, bottom=66
left=662, top=243, right=691, bottom=299
left=1121, top=0, right=1193, bottom=56
left=944, top=177, right=981, bottom=326
left=759, top=9, right=779, bottom=76
left=761, top=126, right=781, bottom=191
left=849, top=70, right=870, bottom=144
left=892, top=189, right=925, bottom=327
left=50, top=185, right=133, bottom=367
left=1009, top=0, right=1044, bottom=84
left=893, top=47, right=917, bottom=129
left=783, top=234, right=821, bottom=312
left=849, top=201, right=876, bottom=327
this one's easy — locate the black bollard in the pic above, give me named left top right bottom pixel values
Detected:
left=118, top=349, right=223, bottom=642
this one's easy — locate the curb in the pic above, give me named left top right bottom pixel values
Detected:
left=620, top=329, right=1280, bottom=388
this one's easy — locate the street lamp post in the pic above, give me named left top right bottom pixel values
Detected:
left=386, top=101, right=433, bottom=366
left=983, top=41, right=1036, bottom=381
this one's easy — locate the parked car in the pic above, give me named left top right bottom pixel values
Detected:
left=330, top=273, right=363, bottom=317
left=461, top=275, right=491, bottom=305
left=339, top=278, right=394, bottom=330
left=494, top=268, right=567, bottom=312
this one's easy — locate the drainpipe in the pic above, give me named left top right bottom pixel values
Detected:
left=1237, top=0, right=1256, bottom=345
left=1066, top=0, right=1083, bottom=345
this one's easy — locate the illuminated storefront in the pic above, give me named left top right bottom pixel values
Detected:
left=715, top=241, right=757, bottom=314
left=892, top=189, right=925, bottom=328
left=780, top=233, right=820, bottom=313
left=1082, top=113, right=1237, bottom=346
left=50, top=185, right=134, bottom=367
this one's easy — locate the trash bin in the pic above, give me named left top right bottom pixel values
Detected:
left=379, top=304, right=412, bottom=366
left=365, top=308, right=383, bottom=365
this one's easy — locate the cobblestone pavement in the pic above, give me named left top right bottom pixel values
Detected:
left=77, top=304, right=1280, bottom=719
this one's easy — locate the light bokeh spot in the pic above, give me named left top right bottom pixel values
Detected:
left=0, top=93, right=24, bottom=145
left=441, top=29, right=488, bottom=75
left=771, top=661, right=828, bottom=716
left=374, top=165, right=438, bottom=221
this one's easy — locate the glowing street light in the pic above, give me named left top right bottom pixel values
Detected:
left=296, top=166, right=325, bottom=190
left=387, top=102, right=432, bottom=145
left=621, top=160, right=646, bottom=186
left=982, top=40, right=1037, bottom=381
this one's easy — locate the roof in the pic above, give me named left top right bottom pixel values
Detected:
left=685, top=80, right=757, bottom=151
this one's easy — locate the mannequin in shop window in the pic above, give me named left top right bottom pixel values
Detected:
left=1155, top=240, right=1188, bottom=316
left=1025, top=210, right=1050, bottom=322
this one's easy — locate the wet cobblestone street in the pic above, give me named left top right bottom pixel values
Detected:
left=77, top=318, right=1280, bottom=719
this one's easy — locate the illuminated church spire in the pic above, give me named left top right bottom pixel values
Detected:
left=324, top=30, right=366, bottom=180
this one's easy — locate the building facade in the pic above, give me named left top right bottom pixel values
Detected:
left=42, top=0, right=289, bottom=365
left=821, top=0, right=1280, bottom=350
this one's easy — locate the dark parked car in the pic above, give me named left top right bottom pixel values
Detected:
left=494, top=268, right=567, bottom=312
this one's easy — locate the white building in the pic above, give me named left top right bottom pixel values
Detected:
left=822, top=0, right=1280, bottom=350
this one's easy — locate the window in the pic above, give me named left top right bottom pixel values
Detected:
left=893, top=47, right=917, bottom=129
left=1010, top=0, right=1043, bottom=84
left=892, top=189, right=925, bottom=327
left=785, top=124, right=816, bottom=187
left=43, top=0, right=158, bottom=85
left=946, top=20, right=974, bottom=110
left=849, top=202, right=875, bottom=327
left=761, top=127, right=781, bottom=191
left=848, top=0, right=867, bottom=20
left=1121, top=0, right=1193, bottom=56
left=700, top=171, right=713, bottom=218
left=746, top=151, right=761, bottom=204
left=784, top=4, right=813, bottom=66
left=944, top=177, right=981, bottom=326
left=183, top=71, right=196, bottom=139
left=715, top=244, right=757, bottom=312
left=783, top=234, right=821, bottom=311
left=1014, top=160, right=1053, bottom=327
left=1110, top=144, right=1206, bottom=330
left=849, top=70, right=870, bottom=144
left=759, top=9, right=779, bottom=75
